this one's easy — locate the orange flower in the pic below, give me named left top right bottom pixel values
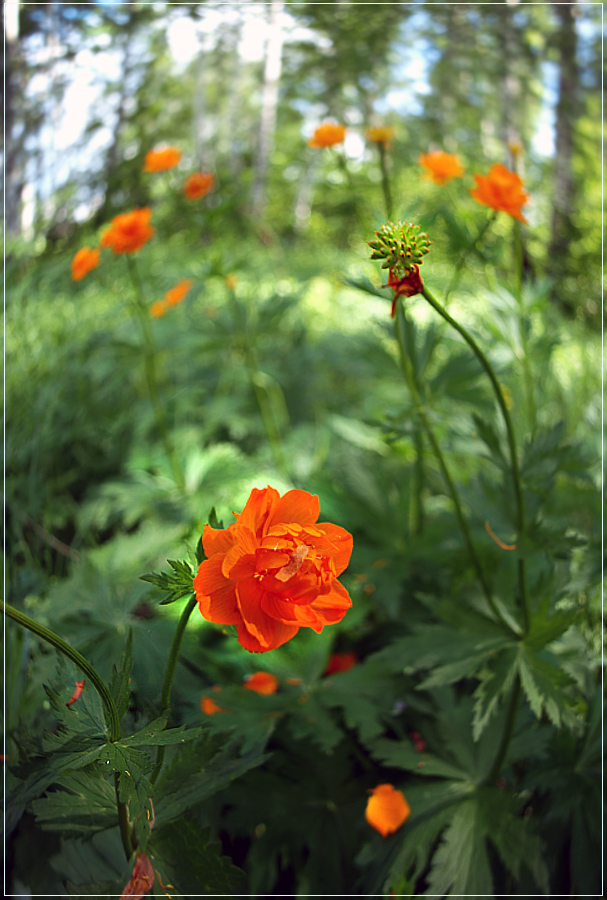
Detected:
left=366, top=127, right=395, bottom=147
left=101, top=208, right=154, bottom=255
left=324, top=652, right=358, bottom=675
left=243, top=671, right=279, bottom=695
left=470, top=163, right=529, bottom=223
left=183, top=172, right=215, bottom=200
left=150, top=278, right=193, bottom=318
left=201, top=686, right=227, bottom=715
left=383, top=265, right=424, bottom=317
left=419, top=150, right=464, bottom=185
left=71, top=247, right=100, bottom=281
left=143, top=146, right=182, bottom=172
left=365, top=784, right=410, bottom=837
left=307, top=123, right=346, bottom=148
left=194, top=486, right=353, bottom=653
left=121, top=853, right=154, bottom=899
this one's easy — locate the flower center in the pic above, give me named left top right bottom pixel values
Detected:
left=275, top=545, right=310, bottom=582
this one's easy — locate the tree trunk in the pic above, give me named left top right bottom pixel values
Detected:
left=548, top=0, right=579, bottom=311
left=250, top=0, right=284, bottom=219
left=3, top=0, right=23, bottom=236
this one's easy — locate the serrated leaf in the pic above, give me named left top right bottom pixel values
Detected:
left=286, top=694, right=343, bottom=752
left=31, top=768, right=117, bottom=837
left=123, top=718, right=202, bottom=748
left=109, top=630, right=133, bottom=723
left=139, top=557, right=195, bottom=605
left=472, top=412, right=508, bottom=468
left=472, top=646, right=519, bottom=740
left=99, top=742, right=153, bottom=848
left=525, top=608, right=579, bottom=650
left=154, top=735, right=270, bottom=823
left=320, top=659, right=396, bottom=744
left=424, top=798, right=493, bottom=896
left=151, top=818, right=245, bottom=894
left=369, top=738, right=468, bottom=781
left=517, top=645, right=579, bottom=728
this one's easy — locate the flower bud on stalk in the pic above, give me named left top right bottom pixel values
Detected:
left=368, top=221, right=432, bottom=316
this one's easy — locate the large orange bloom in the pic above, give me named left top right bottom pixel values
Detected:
left=143, top=146, right=182, bottom=172
left=71, top=246, right=100, bottom=281
left=307, top=123, right=346, bottom=148
left=101, top=208, right=154, bottom=255
left=194, top=486, right=353, bottom=653
left=365, top=784, right=410, bottom=837
left=470, top=163, right=529, bottom=223
left=183, top=172, right=215, bottom=200
left=419, top=150, right=464, bottom=185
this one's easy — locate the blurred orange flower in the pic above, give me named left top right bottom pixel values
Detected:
left=366, top=127, right=395, bottom=147
left=308, top=123, right=346, bottom=148
left=183, top=172, right=215, bottom=200
left=150, top=278, right=193, bottom=318
left=243, top=671, right=279, bottom=695
left=365, top=784, right=410, bottom=837
left=120, top=853, right=154, bottom=898
left=419, top=150, right=464, bottom=185
left=101, top=208, right=154, bottom=255
left=143, top=146, right=182, bottom=172
left=470, top=163, right=529, bottom=223
left=71, top=247, right=100, bottom=281
left=201, top=686, right=227, bottom=715
left=194, top=486, right=353, bottom=653
left=324, top=652, right=358, bottom=675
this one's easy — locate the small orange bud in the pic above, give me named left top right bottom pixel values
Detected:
left=71, top=247, right=100, bottom=281
left=66, top=680, right=85, bottom=707
left=324, top=652, right=358, bottom=675
left=120, top=853, right=154, bottom=898
left=243, top=671, right=279, bottom=695
left=365, top=784, right=410, bottom=837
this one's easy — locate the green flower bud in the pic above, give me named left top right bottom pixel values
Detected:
left=368, top=221, right=432, bottom=273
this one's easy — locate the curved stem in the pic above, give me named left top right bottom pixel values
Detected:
left=125, top=257, right=185, bottom=491
left=421, top=285, right=529, bottom=633
left=150, top=594, right=198, bottom=785
left=484, top=675, right=521, bottom=785
left=2, top=600, right=121, bottom=741
left=3, top=601, right=134, bottom=860
left=393, top=301, right=502, bottom=623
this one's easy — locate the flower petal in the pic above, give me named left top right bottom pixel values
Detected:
left=266, top=489, right=320, bottom=529
left=309, top=579, right=352, bottom=623
left=235, top=486, right=280, bottom=534
left=314, top=523, right=353, bottom=575
left=194, top=557, right=242, bottom=624
left=202, top=523, right=235, bottom=558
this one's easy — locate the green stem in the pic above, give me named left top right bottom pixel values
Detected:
left=402, top=308, right=424, bottom=536
left=125, top=257, right=185, bottom=491
left=484, top=675, right=521, bottom=785
left=150, top=594, right=198, bottom=785
left=377, top=142, right=393, bottom=220
left=2, top=600, right=121, bottom=740
left=393, top=301, right=500, bottom=621
left=421, top=285, right=529, bottom=633
left=3, top=601, right=134, bottom=860
left=443, top=212, right=497, bottom=303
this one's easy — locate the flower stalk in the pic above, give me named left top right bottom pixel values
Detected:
left=393, top=300, right=501, bottom=620
left=150, top=594, right=198, bottom=785
left=420, top=285, right=529, bottom=632
left=2, top=600, right=135, bottom=861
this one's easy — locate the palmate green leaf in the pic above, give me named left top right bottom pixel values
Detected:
left=472, top=412, right=508, bottom=469
left=517, top=644, right=579, bottom=729
left=122, top=717, right=203, bottom=748
left=424, top=788, right=548, bottom=897
left=154, top=734, right=270, bottom=824
left=108, top=630, right=133, bottom=723
left=369, top=620, right=513, bottom=676
left=286, top=694, right=344, bottom=752
left=43, top=663, right=108, bottom=738
left=472, top=645, right=519, bottom=740
left=30, top=768, right=117, bottom=837
left=425, top=797, right=493, bottom=897
left=525, top=607, right=579, bottom=650
left=369, top=738, right=468, bottom=781
left=151, top=817, right=245, bottom=895
left=50, top=828, right=130, bottom=896
left=100, top=742, right=153, bottom=848
left=139, top=557, right=195, bottom=605
left=319, top=658, right=397, bottom=744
